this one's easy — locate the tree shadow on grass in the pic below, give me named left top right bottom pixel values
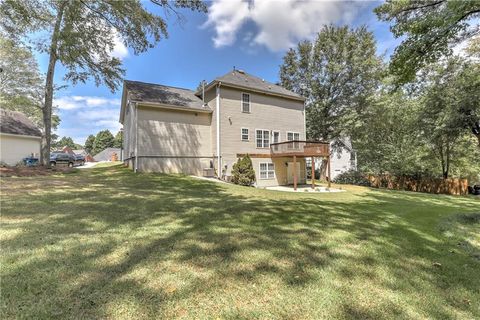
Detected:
left=1, top=165, right=479, bottom=319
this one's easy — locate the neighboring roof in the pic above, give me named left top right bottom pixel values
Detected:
left=124, top=80, right=211, bottom=111
left=201, top=69, right=305, bottom=101
left=93, top=148, right=121, bottom=161
left=73, top=149, right=86, bottom=155
left=0, top=109, right=42, bottom=137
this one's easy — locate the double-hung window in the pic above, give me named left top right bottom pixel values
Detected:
left=256, top=129, right=270, bottom=148
left=241, top=93, right=251, bottom=113
left=259, top=163, right=275, bottom=179
left=241, top=128, right=249, bottom=141
left=287, top=131, right=300, bottom=149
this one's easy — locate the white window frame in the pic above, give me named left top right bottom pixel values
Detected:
left=271, top=130, right=280, bottom=151
left=259, top=162, right=275, bottom=179
left=286, top=131, right=300, bottom=141
left=286, top=131, right=300, bottom=149
left=241, top=127, right=249, bottom=141
left=255, top=129, right=270, bottom=148
left=241, top=92, right=251, bottom=113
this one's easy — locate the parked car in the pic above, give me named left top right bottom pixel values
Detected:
left=50, top=152, right=75, bottom=167
left=74, top=154, right=85, bottom=166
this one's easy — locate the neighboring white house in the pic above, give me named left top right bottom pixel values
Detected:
left=329, top=138, right=357, bottom=179
left=0, top=109, right=42, bottom=166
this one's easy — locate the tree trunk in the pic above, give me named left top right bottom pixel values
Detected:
left=319, top=158, right=328, bottom=180
left=41, top=2, right=66, bottom=166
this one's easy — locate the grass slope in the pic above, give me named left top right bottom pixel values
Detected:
left=1, top=164, right=479, bottom=319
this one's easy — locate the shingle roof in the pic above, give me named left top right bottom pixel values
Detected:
left=0, top=109, right=42, bottom=137
left=93, top=147, right=121, bottom=161
left=124, top=80, right=210, bottom=111
left=212, top=69, right=304, bottom=100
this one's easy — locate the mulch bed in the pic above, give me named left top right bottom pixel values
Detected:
left=0, top=166, right=74, bottom=177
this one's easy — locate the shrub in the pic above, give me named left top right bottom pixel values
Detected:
left=333, top=170, right=371, bottom=186
left=231, top=155, right=256, bottom=186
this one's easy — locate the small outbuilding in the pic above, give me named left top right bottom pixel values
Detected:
left=0, top=109, right=42, bottom=165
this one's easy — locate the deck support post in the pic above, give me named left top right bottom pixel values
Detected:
left=293, top=155, right=297, bottom=191
left=311, top=156, right=315, bottom=189
left=327, top=155, right=331, bottom=188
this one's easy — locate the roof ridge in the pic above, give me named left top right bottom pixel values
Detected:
left=124, top=79, right=195, bottom=93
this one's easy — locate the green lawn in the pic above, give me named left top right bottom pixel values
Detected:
left=1, top=164, right=479, bottom=319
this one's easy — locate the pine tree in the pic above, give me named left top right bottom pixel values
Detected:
left=231, top=155, right=256, bottom=186
left=113, top=131, right=123, bottom=148
left=92, top=130, right=114, bottom=156
left=84, top=134, right=96, bottom=154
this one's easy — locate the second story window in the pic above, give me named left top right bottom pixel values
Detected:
left=256, top=129, right=270, bottom=148
left=242, top=93, right=250, bottom=113
left=287, top=131, right=300, bottom=149
left=241, top=128, right=249, bottom=141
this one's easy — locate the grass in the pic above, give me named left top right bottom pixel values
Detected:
left=1, top=164, right=479, bottom=319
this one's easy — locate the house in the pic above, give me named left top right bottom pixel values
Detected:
left=62, top=147, right=95, bottom=162
left=329, top=138, right=357, bottom=179
left=119, top=69, right=331, bottom=188
left=93, top=147, right=121, bottom=162
left=0, top=109, right=42, bottom=165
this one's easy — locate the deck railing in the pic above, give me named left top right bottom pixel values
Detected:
left=270, top=141, right=330, bottom=157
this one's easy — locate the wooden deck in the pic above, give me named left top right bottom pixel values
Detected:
left=270, top=141, right=329, bottom=158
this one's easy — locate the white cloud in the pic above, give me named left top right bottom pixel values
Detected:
left=54, top=96, right=120, bottom=110
left=111, top=33, right=129, bottom=59
left=204, top=0, right=369, bottom=51
left=202, top=0, right=250, bottom=47
left=54, top=95, right=122, bottom=144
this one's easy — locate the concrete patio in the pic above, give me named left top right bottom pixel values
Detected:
left=265, top=184, right=346, bottom=193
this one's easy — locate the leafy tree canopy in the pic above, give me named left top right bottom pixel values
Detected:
left=113, top=130, right=123, bottom=148
left=0, top=35, right=60, bottom=129
left=280, top=25, right=383, bottom=142
left=84, top=134, right=96, bottom=154
left=0, top=0, right=207, bottom=165
left=375, top=0, right=480, bottom=83
left=52, top=136, right=82, bottom=150
left=92, top=129, right=114, bottom=156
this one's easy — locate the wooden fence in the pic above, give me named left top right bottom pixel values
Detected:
left=367, top=175, right=469, bottom=196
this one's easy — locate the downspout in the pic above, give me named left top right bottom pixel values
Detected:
left=134, top=102, right=138, bottom=173
left=303, top=100, right=307, bottom=181
left=216, top=82, right=222, bottom=178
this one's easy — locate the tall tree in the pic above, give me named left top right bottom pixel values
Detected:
left=0, top=36, right=60, bottom=129
left=419, top=58, right=480, bottom=178
left=280, top=25, right=382, bottom=141
left=52, top=136, right=81, bottom=150
left=92, top=129, right=114, bottom=155
left=279, top=25, right=382, bottom=176
left=0, top=0, right=207, bottom=166
left=84, top=134, right=96, bottom=154
left=375, top=0, right=480, bottom=84
left=113, top=130, right=123, bottom=148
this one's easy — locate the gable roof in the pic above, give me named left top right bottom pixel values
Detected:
left=93, top=147, right=121, bottom=161
left=124, top=80, right=211, bottom=111
left=0, top=109, right=42, bottom=137
left=201, top=69, right=305, bottom=101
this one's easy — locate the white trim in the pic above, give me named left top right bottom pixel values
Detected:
left=241, top=92, right=251, bottom=113
left=286, top=131, right=300, bottom=141
left=201, top=81, right=305, bottom=102
left=259, top=162, right=275, bottom=180
left=240, top=127, right=249, bottom=141
left=0, top=132, right=41, bottom=140
left=255, top=128, right=270, bottom=148
left=135, top=101, right=212, bottom=113
left=271, top=130, right=280, bottom=144
left=216, top=84, right=221, bottom=177
left=134, top=102, right=138, bottom=173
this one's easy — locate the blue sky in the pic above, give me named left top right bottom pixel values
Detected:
left=35, top=0, right=400, bottom=144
